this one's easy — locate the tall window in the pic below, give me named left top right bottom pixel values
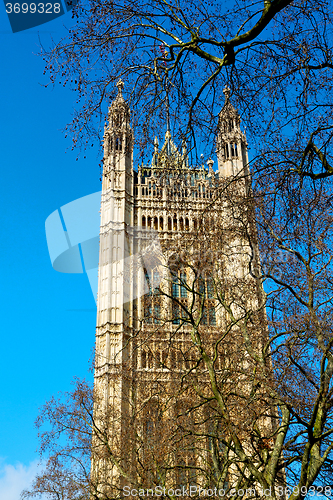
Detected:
left=230, top=143, right=238, bottom=157
left=180, top=272, right=187, bottom=298
left=172, top=270, right=180, bottom=325
left=172, top=273, right=179, bottom=298
left=144, top=268, right=161, bottom=324
left=171, top=266, right=188, bottom=325
left=198, top=275, right=216, bottom=326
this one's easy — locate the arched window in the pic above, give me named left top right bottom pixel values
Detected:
left=168, top=217, right=172, bottom=231
left=185, top=218, right=189, bottom=231
left=209, top=308, right=216, bottom=326
left=207, top=277, right=214, bottom=298
left=115, top=137, right=122, bottom=151
left=172, top=274, right=179, bottom=298
left=153, top=270, right=160, bottom=291
left=180, top=271, right=187, bottom=298
left=159, top=217, right=164, bottom=230
left=173, top=217, right=177, bottom=230
left=179, top=218, right=184, bottom=231
left=154, top=216, right=158, bottom=230
left=171, top=264, right=188, bottom=325
left=142, top=215, right=146, bottom=227
left=144, top=268, right=161, bottom=325
left=146, top=303, right=153, bottom=323
left=197, top=275, right=216, bottom=327
left=154, top=304, right=161, bottom=324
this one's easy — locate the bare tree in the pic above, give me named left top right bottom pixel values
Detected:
left=22, top=168, right=333, bottom=499
left=26, top=2, right=333, bottom=497
left=43, top=0, right=333, bottom=183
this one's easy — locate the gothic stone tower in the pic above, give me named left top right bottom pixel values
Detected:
left=92, top=82, right=273, bottom=497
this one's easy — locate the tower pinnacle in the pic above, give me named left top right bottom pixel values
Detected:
left=216, top=85, right=248, bottom=178
left=116, top=79, right=124, bottom=98
left=223, top=85, right=231, bottom=102
left=102, top=81, right=133, bottom=192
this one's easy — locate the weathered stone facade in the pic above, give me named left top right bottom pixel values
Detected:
left=92, top=81, right=274, bottom=497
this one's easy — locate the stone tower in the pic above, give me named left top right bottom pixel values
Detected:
left=217, top=85, right=249, bottom=178
left=92, top=82, right=274, bottom=497
left=93, top=80, right=135, bottom=491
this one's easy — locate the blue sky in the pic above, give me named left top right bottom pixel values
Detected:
left=0, top=7, right=100, bottom=498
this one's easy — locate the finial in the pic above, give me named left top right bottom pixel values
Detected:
left=223, top=85, right=231, bottom=102
left=154, top=136, right=159, bottom=156
left=207, top=158, right=214, bottom=173
left=116, top=79, right=124, bottom=97
left=165, top=90, right=171, bottom=134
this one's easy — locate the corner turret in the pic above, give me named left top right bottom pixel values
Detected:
left=103, top=79, right=133, bottom=193
left=216, top=86, right=248, bottom=178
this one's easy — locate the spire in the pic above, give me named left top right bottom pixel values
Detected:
left=207, top=158, right=214, bottom=175
left=165, top=130, right=172, bottom=156
left=116, top=78, right=124, bottom=98
left=152, top=136, right=159, bottom=166
left=165, top=87, right=171, bottom=134
left=219, top=85, right=239, bottom=123
left=223, top=85, right=231, bottom=103
left=216, top=84, right=248, bottom=177
left=104, top=80, right=132, bottom=160
left=108, top=79, right=129, bottom=120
